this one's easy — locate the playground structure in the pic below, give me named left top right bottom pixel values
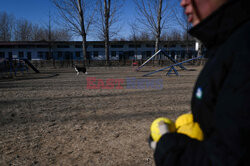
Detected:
left=136, top=50, right=162, bottom=71
left=23, top=59, right=40, bottom=73
left=143, top=56, right=203, bottom=77
left=0, top=58, right=40, bottom=78
left=135, top=49, right=202, bottom=76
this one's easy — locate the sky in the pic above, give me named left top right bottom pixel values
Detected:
left=0, top=0, right=183, bottom=41
left=0, top=0, right=54, bottom=26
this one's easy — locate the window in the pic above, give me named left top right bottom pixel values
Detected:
left=57, top=45, right=69, bottom=48
left=0, top=45, right=14, bottom=48
left=93, top=45, right=105, bottom=48
left=75, top=51, right=81, bottom=58
left=126, top=51, right=134, bottom=57
left=58, top=52, right=62, bottom=58
left=45, top=52, right=50, bottom=60
left=38, top=52, right=43, bottom=59
left=37, top=45, right=48, bottom=48
left=146, top=44, right=155, bottom=48
left=129, top=44, right=141, bottom=48
left=181, top=51, right=185, bottom=59
left=27, top=52, right=32, bottom=60
left=171, top=51, right=175, bottom=59
left=93, top=51, right=99, bottom=57
left=86, top=52, right=90, bottom=60
left=111, top=51, right=116, bottom=57
left=18, top=45, right=33, bottom=48
left=8, top=52, right=12, bottom=59
left=18, top=45, right=27, bottom=48
left=165, top=51, right=170, bottom=55
left=142, top=51, right=146, bottom=56
left=146, top=51, right=152, bottom=57
left=75, top=45, right=81, bottom=48
left=0, top=52, right=5, bottom=58
left=111, top=45, right=123, bottom=48
left=65, top=52, right=71, bottom=60
left=19, top=52, right=24, bottom=58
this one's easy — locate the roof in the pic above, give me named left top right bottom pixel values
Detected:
left=0, top=40, right=196, bottom=46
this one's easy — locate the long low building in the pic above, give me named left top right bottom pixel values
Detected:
left=0, top=41, right=198, bottom=61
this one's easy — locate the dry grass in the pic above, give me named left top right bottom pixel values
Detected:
left=0, top=65, right=203, bottom=166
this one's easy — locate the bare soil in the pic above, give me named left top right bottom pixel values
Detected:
left=0, top=65, right=203, bottom=166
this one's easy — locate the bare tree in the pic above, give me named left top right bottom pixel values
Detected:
left=0, top=10, right=72, bottom=43
left=128, top=23, right=154, bottom=42
left=155, top=0, right=162, bottom=52
left=31, top=24, right=46, bottom=41
left=134, top=0, right=174, bottom=52
left=104, top=0, right=111, bottom=65
left=52, top=0, right=96, bottom=67
left=51, top=29, right=72, bottom=41
left=14, top=19, right=33, bottom=41
left=96, top=0, right=123, bottom=65
left=173, top=5, right=192, bottom=40
left=128, top=23, right=139, bottom=41
left=111, top=37, right=127, bottom=41
left=160, top=31, right=168, bottom=41
left=31, top=24, right=71, bottom=41
left=173, top=4, right=193, bottom=56
left=0, top=12, right=14, bottom=41
left=165, top=29, right=182, bottom=41
left=138, top=32, right=153, bottom=41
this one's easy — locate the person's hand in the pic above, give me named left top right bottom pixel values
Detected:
left=149, top=118, right=175, bottom=150
left=175, top=113, right=204, bottom=141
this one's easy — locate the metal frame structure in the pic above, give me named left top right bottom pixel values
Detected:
left=136, top=49, right=162, bottom=71
left=22, top=59, right=40, bottom=73
left=136, top=49, right=188, bottom=71
left=143, top=56, right=203, bottom=77
left=161, top=50, right=187, bottom=70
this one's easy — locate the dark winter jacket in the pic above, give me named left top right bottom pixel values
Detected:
left=154, top=0, right=250, bottom=165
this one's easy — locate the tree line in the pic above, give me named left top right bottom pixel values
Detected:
left=0, top=11, right=71, bottom=42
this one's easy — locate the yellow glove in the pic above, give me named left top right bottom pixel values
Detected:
left=175, top=113, right=204, bottom=141
left=149, top=117, right=176, bottom=149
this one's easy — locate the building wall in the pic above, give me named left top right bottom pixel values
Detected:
left=0, top=41, right=197, bottom=61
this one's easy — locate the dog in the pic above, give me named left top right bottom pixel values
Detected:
left=73, top=64, right=87, bottom=75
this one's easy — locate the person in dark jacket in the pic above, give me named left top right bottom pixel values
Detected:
left=152, top=0, right=250, bottom=165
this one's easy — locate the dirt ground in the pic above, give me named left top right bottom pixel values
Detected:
left=0, top=65, right=203, bottom=166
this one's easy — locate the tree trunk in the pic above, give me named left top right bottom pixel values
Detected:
left=82, top=34, right=87, bottom=67
left=77, top=0, right=87, bottom=67
left=104, top=0, right=110, bottom=66
left=104, top=32, right=110, bottom=65
left=155, top=0, right=162, bottom=54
